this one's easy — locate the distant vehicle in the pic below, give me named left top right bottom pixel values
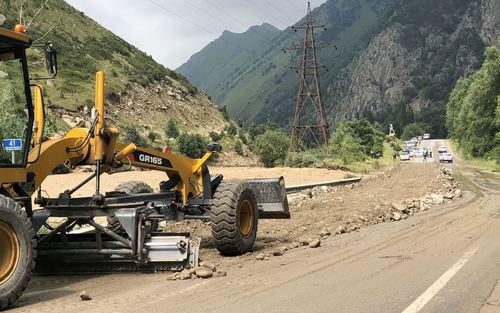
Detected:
left=438, top=145, right=447, bottom=153
left=423, top=133, right=431, bottom=139
left=413, top=150, right=423, bottom=158
left=439, top=153, right=453, bottom=163
left=400, top=152, right=410, bottom=161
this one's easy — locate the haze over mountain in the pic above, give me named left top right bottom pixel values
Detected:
left=178, top=0, right=500, bottom=137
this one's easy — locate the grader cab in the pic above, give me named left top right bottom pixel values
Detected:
left=0, top=27, right=289, bottom=310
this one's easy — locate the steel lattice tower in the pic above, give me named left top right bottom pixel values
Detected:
left=284, top=2, right=334, bottom=158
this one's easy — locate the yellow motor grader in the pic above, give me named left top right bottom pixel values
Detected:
left=0, top=28, right=289, bottom=310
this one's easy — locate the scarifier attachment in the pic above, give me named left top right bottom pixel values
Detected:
left=34, top=207, right=199, bottom=274
left=247, top=176, right=290, bottom=219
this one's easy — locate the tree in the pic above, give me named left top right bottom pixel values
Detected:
left=176, top=133, right=208, bottom=158
left=329, top=118, right=385, bottom=157
left=401, top=122, right=430, bottom=140
left=253, top=129, right=289, bottom=167
left=164, top=119, right=179, bottom=138
left=446, top=46, right=500, bottom=161
left=328, top=122, right=366, bottom=164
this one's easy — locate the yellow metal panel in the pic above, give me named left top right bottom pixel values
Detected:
left=33, top=85, right=44, bottom=146
left=94, top=71, right=105, bottom=161
left=0, top=28, right=31, bottom=44
left=0, top=168, right=27, bottom=184
left=26, top=137, right=88, bottom=194
left=115, top=143, right=209, bottom=203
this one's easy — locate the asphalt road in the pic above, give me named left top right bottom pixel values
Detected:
left=157, top=139, right=500, bottom=313
left=12, top=140, right=500, bottom=313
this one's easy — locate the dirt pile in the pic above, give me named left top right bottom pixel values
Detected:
left=162, top=163, right=462, bottom=270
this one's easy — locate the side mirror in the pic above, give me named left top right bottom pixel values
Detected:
left=43, top=43, right=57, bottom=77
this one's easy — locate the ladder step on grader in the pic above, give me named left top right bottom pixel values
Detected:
left=0, top=27, right=290, bottom=310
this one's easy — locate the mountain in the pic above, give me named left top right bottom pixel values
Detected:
left=177, top=23, right=280, bottom=103
left=1, top=0, right=228, bottom=140
left=178, top=0, right=500, bottom=137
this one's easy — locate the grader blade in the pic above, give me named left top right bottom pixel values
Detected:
left=247, top=177, right=290, bottom=219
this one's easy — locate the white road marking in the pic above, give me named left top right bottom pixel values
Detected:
left=402, top=247, right=478, bottom=313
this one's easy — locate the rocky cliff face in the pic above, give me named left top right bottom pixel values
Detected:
left=326, top=0, right=499, bottom=136
left=480, top=0, right=500, bottom=45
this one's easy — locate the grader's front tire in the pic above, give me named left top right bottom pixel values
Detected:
left=0, top=195, right=36, bottom=311
left=210, top=180, right=258, bottom=256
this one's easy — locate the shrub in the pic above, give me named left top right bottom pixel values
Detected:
left=225, top=123, right=237, bottom=137
left=238, top=130, right=248, bottom=145
left=234, top=140, right=244, bottom=156
left=176, top=133, right=208, bottom=158
left=253, top=129, right=289, bottom=167
left=208, top=131, right=222, bottom=142
left=221, top=106, right=230, bottom=120
left=164, top=119, right=180, bottom=138
left=287, top=151, right=322, bottom=168
left=121, top=123, right=148, bottom=147
left=148, top=132, right=158, bottom=142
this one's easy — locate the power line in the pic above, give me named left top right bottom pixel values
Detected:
left=264, top=0, right=296, bottom=24
left=286, top=0, right=306, bottom=14
left=243, top=0, right=290, bottom=27
left=148, top=0, right=255, bottom=55
left=184, top=0, right=234, bottom=30
left=205, top=0, right=247, bottom=30
left=203, top=0, right=275, bottom=43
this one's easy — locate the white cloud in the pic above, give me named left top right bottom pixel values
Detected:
left=65, top=0, right=327, bottom=69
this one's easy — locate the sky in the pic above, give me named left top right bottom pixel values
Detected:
left=65, top=0, right=327, bottom=69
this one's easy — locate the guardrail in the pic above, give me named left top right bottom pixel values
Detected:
left=285, top=177, right=362, bottom=194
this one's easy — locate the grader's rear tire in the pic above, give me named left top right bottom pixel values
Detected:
left=107, top=181, right=155, bottom=233
left=0, top=195, right=36, bottom=311
left=210, top=180, right=258, bottom=256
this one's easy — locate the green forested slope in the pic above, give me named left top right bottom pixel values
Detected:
left=446, top=46, right=499, bottom=162
left=0, top=0, right=228, bottom=141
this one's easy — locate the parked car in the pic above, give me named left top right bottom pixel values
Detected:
left=423, top=133, right=431, bottom=139
left=438, top=145, right=447, bottom=153
left=404, top=141, right=416, bottom=148
left=400, top=152, right=410, bottom=161
left=439, top=153, right=453, bottom=163
left=413, top=149, right=423, bottom=158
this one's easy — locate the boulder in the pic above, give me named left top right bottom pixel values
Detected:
left=308, top=238, right=321, bottom=248
left=196, top=267, right=213, bottom=278
left=392, top=212, right=401, bottom=221
left=79, top=291, right=92, bottom=301
left=391, top=202, right=407, bottom=212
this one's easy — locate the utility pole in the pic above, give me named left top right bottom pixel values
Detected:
left=283, top=2, right=335, bottom=159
